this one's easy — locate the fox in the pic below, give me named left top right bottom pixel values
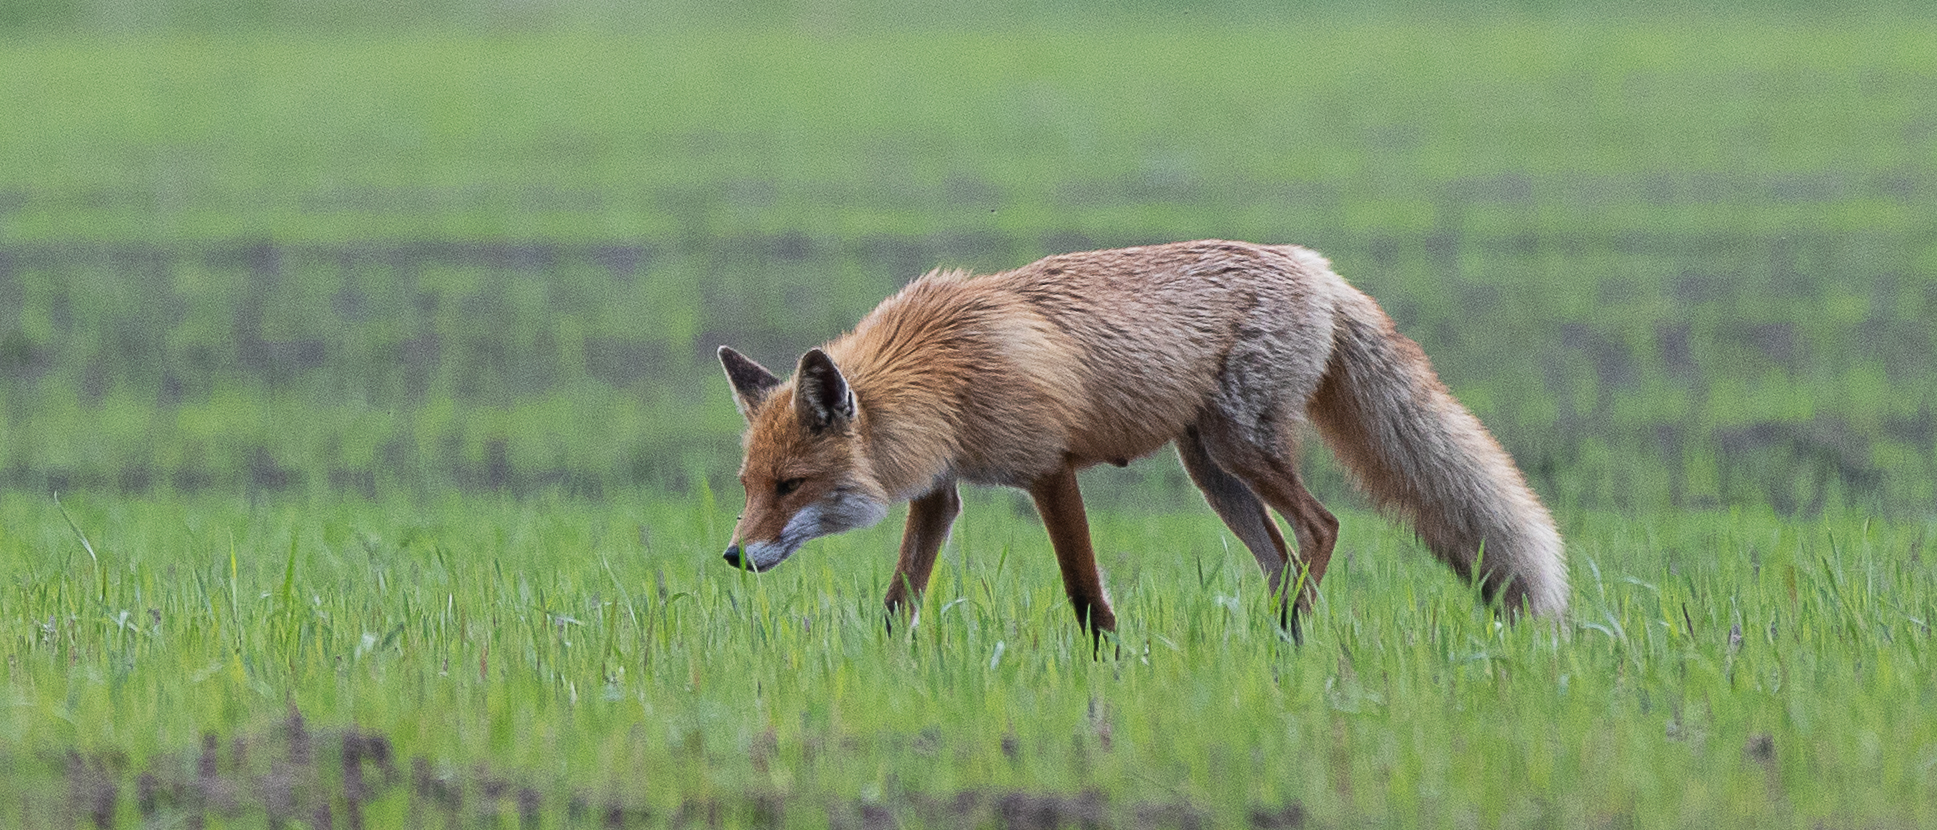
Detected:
left=717, top=240, right=1566, bottom=642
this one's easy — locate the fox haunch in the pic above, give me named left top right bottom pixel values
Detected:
left=719, top=240, right=1567, bottom=643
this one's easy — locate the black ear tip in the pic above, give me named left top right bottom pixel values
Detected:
left=799, top=348, right=837, bottom=372
left=721, top=346, right=765, bottom=374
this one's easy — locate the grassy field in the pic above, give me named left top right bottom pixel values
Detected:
left=3, top=4, right=1936, bottom=828
left=3, top=493, right=1933, bottom=827
left=4, top=15, right=1935, bottom=512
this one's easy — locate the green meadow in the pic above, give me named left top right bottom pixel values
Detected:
left=4, top=495, right=1933, bottom=827
left=2, top=4, right=1935, bottom=827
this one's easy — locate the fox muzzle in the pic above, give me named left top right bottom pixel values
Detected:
left=722, top=540, right=791, bottom=572
left=721, top=544, right=763, bottom=572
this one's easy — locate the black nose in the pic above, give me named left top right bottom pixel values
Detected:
left=723, top=545, right=744, bottom=569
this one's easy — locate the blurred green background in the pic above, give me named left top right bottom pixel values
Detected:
left=2, top=1, right=1933, bottom=516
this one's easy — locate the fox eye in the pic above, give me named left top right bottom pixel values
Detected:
left=775, top=478, right=805, bottom=497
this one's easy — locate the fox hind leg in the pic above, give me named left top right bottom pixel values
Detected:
left=1177, top=428, right=1300, bottom=630
left=1196, top=417, right=1340, bottom=636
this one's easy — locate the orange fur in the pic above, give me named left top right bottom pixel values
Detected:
left=720, top=240, right=1567, bottom=641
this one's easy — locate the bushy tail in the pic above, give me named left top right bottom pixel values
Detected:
left=1308, top=292, right=1567, bottom=616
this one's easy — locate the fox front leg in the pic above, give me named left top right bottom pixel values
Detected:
left=1026, top=465, right=1118, bottom=648
left=882, top=481, right=961, bottom=631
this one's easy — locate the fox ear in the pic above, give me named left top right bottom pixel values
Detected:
left=719, top=346, right=781, bottom=421
left=794, top=348, right=855, bottom=431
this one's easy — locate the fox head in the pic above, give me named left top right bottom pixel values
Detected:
left=717, top=346, right=890, bottom=572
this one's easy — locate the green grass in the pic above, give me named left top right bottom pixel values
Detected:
left=5, top=22, right=1933, bottom=243
left=3, top=491, right=1933, bottom=827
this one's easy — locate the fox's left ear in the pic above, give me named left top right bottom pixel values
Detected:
left=794, top=348, right=855, bottom=431
left=719, top=346, right=782, bottom=422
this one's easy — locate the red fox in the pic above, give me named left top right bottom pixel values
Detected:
left=718, top=240, right=1566, bottom=640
